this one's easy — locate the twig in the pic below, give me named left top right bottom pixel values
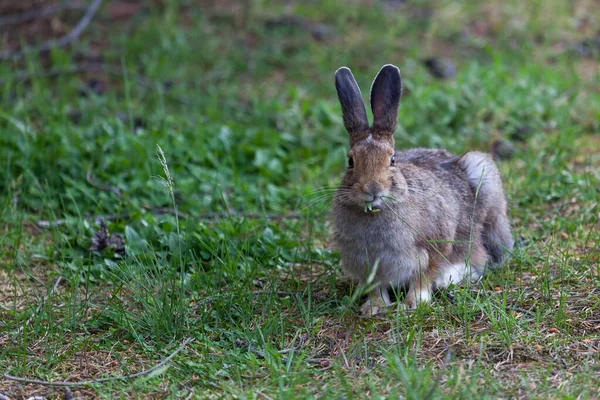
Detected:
left=255, top=390, right=275, bottom=400
left=422, top=350, right=452, bottom=400
left=251, top=290, right=295, bottom=297
left=0, top=1, right=85, bottom=26
left=15, top=277, right=63, bottom=336
left=276, top=346, right=300, bottom=355
left=35, top=208, right=186, bottom=228
left=37, top=214, right=128, bottom=228
left=191, top=212, right=303, bottom=220
left=36, top=210, right=304, bottom=228
left=0, top=0, right=103, bottom=61
left=3, top=337, right=194, bottom=387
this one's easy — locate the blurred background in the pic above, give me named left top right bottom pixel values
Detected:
left=0, top=0, right=598, bottom=218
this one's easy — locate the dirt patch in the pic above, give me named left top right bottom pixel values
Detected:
left=0, top=269, right=56, bottom=315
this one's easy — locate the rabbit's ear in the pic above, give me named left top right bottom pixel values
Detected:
left=335, top=67, right=369, bottom=139
left=370, top=64, right=402, bottom=135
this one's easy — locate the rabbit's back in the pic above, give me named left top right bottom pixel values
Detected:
left=395, top=148, right=513, bottom=268
left=394, top=147, right=456, bottom=165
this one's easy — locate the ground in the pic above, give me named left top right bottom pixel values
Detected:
left=0, top=0, right=599, bottom=399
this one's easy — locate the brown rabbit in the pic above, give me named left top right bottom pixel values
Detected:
left=332, top=64, right=514, bottom=315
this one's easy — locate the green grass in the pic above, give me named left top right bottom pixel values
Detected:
left=1, top=0, right=599, bottom=398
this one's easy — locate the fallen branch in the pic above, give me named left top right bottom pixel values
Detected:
left=251, top=290, right=296, bottom=297
left=37, top=213, right=129, bottom=228
left=35, top=208, right=187, bottom=228
left=190, top=212, right=303, bottom=220
left=0, top=0, right=103, bottom=61
left=0, top=1, right=85, bottom=26
left=255, top=390, right=275, bottom=400
left=36, top=209, right=304, bottom=228
left=15, top=277, right=63, bottom=336
left=3, top=337, right=194, bottom=387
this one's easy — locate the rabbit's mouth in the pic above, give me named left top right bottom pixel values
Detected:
left=363, top=195, right=383, bottom=211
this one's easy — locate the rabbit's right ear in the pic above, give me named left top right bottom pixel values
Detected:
left=370, top=64, right=401, bottom=136
left=335, top=67, right=369, bottom=142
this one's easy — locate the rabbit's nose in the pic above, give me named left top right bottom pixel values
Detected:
left=363, top=182, right=384, bottom=196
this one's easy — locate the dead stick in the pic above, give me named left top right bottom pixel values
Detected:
left=0, top=0, right=104, bottom=61
left=37, top=214, right=129, bottom=228
left=3, top=337, right=194, bottom=387
left=36, top=210, right=305, bottom=228
left=0, top=1, right=85, bottom=26
left=255, top=390, right=275, bottom=400
left=193, top=212, right=304, bottom=220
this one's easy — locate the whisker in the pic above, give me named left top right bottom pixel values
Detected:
left=300, top=194, right=337, bottom=212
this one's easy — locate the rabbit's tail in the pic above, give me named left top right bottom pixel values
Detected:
left=482, top=212, right=514, bottom=266
left=459, top=151, right=514, bottom=267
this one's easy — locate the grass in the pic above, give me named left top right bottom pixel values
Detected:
left=0, top=0, right=599, bottom=398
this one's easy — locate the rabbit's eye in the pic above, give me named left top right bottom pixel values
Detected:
left=390, top=156, right=396, bottom=166
left=348, top=157, right=354, bottom=168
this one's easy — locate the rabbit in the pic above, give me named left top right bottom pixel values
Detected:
left=331, top=64, right=514, bottom=315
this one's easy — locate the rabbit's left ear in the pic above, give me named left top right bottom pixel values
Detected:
left=335, top=67, right=369, bottom=140
left=370, top=64, right=402, bottom=135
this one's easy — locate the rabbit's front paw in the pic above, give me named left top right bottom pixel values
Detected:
left=406, top=275, right=433, bottom=309
left=360, top=287, right=393, bottom=316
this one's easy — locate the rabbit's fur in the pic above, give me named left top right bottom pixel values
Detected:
left=332, top=65, right=514, bottom=315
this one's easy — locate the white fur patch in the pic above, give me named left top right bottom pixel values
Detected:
left=406, top=284, right=432, bottom=308
left=413, top=287, right=432, bottom=303
left=461, top=152, right=492, bottom=191
left=434, top=263, right=467, bottom=288
left=434, top=263, right=484, bottom=288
